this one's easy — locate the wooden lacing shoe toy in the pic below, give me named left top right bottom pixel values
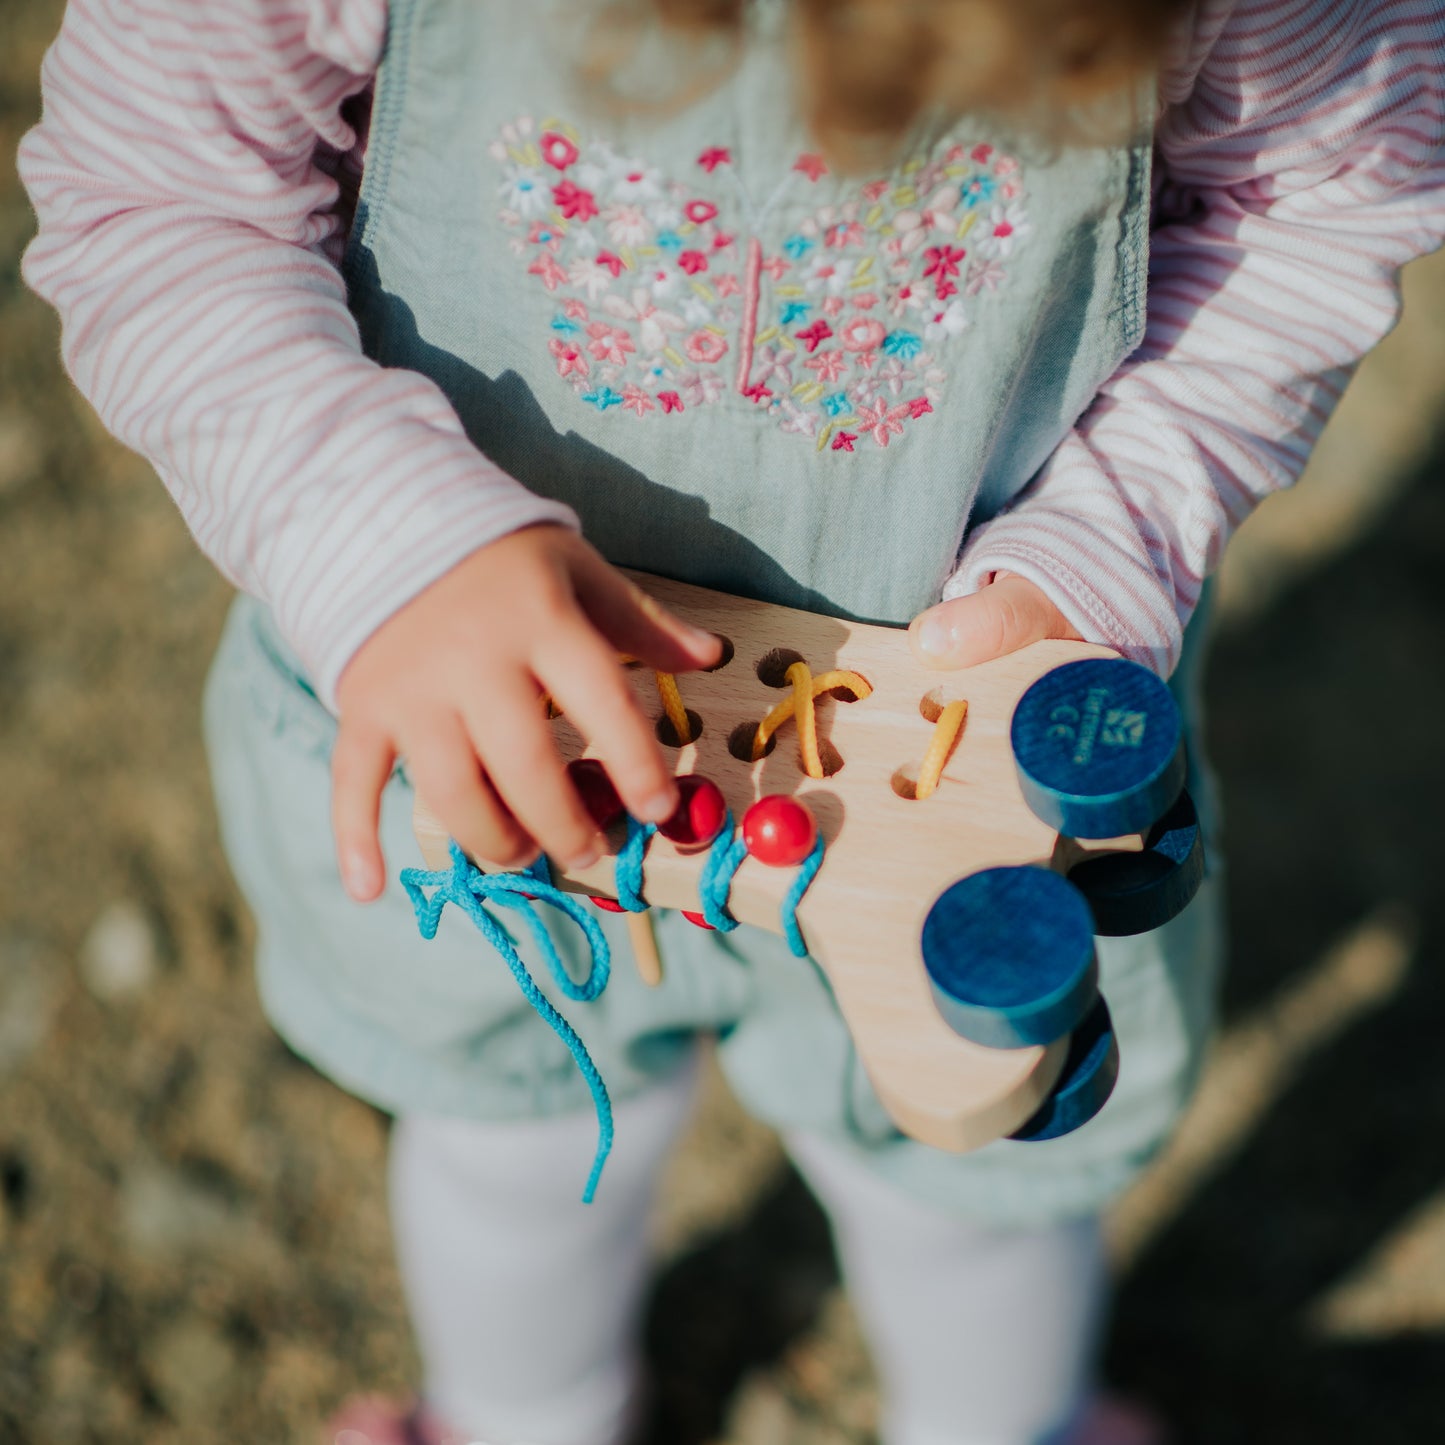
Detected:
left=405, top=572, right=1204, bottom=1198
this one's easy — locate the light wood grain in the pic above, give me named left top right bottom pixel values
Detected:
left=414, top=571, right=1142, bottom=1153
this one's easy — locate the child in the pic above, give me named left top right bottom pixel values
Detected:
left=19, top=1, right=1444, bottom=1442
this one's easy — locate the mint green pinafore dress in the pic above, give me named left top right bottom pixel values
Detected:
left=204, top=0, right=1223, bottom=1223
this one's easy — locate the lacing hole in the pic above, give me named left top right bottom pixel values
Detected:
left=806, top=739, right=845, bottom=778
left=702, top=635, right=735, bottom=672
left=656, top=710, right=703, bottom=748
left=755, top=648, right=806, bottom=687
left=729, top=721, right=774, bottom=763
left=891, top=765, right=922, bottom=801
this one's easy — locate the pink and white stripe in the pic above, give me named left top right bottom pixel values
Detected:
left=19, top=0, right=1445, bottom=697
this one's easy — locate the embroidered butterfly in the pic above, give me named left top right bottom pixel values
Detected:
left=490, top=116, right=1030, bottom=454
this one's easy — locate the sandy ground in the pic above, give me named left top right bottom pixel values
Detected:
left=4, top=5, right=1445, bottom=1442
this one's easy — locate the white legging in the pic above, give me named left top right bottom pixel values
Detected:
left=388, top=1069, right=1107, bottom=1445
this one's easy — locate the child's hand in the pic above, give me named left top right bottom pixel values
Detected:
left=908, top=572, right=1082, bottom=670
left=330, top=525, right=721, bottom=902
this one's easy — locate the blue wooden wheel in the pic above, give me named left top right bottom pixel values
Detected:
left=1011, top=658, right=1186, bottom=839
left=921, top=867, right=1098, bottom=1050
left=1009, top=997, right=1120, bottom=1142
left=1068, top=788, right=1205, bottom=936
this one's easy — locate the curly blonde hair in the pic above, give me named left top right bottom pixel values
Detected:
left=575, top=0, right=1190, bottom=166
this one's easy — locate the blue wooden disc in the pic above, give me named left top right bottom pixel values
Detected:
left=1068, top=789, right=1205, bottom=937
left=1011, top=658, right=1186, bottom=839
left=1009, top=997, right=1120, bottom=1142
left=921, top=867, right=1098, bottom=1050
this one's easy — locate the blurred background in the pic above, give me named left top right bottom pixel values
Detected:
left=3, top=4, right=1444, bottom=1442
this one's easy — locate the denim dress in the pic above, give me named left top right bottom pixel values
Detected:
left=205, top=0, right=1224, bottom=1223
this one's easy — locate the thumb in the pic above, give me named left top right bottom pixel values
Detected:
left=909, top=573, right=1081, bottom=670
left=571, top=550, right=723, bottom=674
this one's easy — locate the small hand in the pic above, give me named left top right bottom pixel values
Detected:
left=908, top=571, right=1082, bottom=670
left=330, top=524, right=721, bottom=902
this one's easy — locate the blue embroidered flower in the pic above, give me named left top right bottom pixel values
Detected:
left=782, top=234, right=815, bottom=261
left=780, top=301, right=811, bottom=326
left=882, top=331, right=924, bottom=360
left=655, top=230, right=685, bottom=253
left=823, top=392, right=852, bottom=417
left=963, top=175, right=997, bottom=208
left=551, top=313, right=582, bottom=336
left=582, top=386, right=624, bottom=411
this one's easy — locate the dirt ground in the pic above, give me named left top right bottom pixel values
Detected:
left=3, top=5, right=1445, bottom=1443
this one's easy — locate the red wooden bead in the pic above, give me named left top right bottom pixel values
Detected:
left=589, top=896, right=625, bottom=913
left=568, top=758, right=624, bottom=828
left=657, top=775, right=728, bottom=849
left=742, top=795, right=818, bottom=867
left=682, top=910, right=716, bottom=930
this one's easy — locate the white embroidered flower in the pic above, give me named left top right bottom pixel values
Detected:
left=610, top=163, right=663, bottom=204
left=567, top=257, right=615, bottom=301
left=646, top=266, right=680, bottom=299
left=570, top=226, right=600, bottom=258
left=977, top=202, right=1031, bottom=258
left=778, top=402, right=817, bottom=438
left=679, top=294, right=713, bottom=325
left=500, top=166, right=548, bottom=218
left=648, top=199, right=683, bottom=232
left=601, top=288, right=685, bottom=354
left=922, top=299, right=970, bottom=342
left=802, top=254, right=858, bottom=297
left=603, top=204, right=649, bottom=248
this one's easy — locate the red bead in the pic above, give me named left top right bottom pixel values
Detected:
left=742, top=795, right=818, bottom=867
left=657, top=775, right=728, bottom=849
left=568, top=758, right=624, bottom=828
left=682, top=910, right=716, bottom=930
left=589, top=896, right=625, bottom=913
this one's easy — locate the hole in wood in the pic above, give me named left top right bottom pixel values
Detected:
left=729, top=720, right=775, bottom=763
left=920, top=687, right=957, bottom=724
left=807, top=738, right=845, bottom=778
left=891, top=765, right=923, bottom=801
left=702, top=635, right=735, bottom=672
left=656, top=710, right=704, bottom=748
left=823, top=672, right=871, bottom=702
left=755, top=648, right=806, bottom=687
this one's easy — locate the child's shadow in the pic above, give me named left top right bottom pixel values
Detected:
left=637, top=1164, right=838, bottom=1445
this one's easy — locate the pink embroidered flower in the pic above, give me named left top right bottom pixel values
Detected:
left=826, top=221, right=866, bottom=249
left=972, top=143, right=995, bottom=165
left=679, top=369, right=725, bottom=406
left=621, top=384, right=656, bottom=416
left=697, top=147, right=731, bottom=173
left=759, top=255, right=789, bottom=281
left=658, top=390, right=685, bottom=413
left=999, top=178, right=1023, bottom=202
left=742, top=382, right=773, bottom=405
left=831, top=431, right=858, bottom=452
left=528, top=253, right=568, bottom=291
left=861, top=179, right=891, bottom=203
left=684, top=330, right=728, bottom=364
left=794, top=153, right=829, bottom=182
left=971, top=260, right=1005, bottom=296
left=713, top=273, right=742, bottom=298
left=528, top=220, right=563, bottom=251
left=684, top=199, right=719, bottom=225
left=753, top=345, right=795, bottom=389
left=540, top=132, right=579, bottom=171
left=908, top=396, right=934, bottom=419
left=796, top=320, right=834, bottom=353
left=603, top=205, right=648, bottom=247
left=993, top=154, right=1019, bottom=177
left=548, top=337, right=589, bottom=378
left=562, top=298, right=590, bottom=321
left=803, top=351, right=846, bottom=385
left=587, top=322, right=635, bottom=365
left=851, top=292, right=879, bottom=311
left=595, top=251, right=627, bottom=277
left=840, top=316, right=886, bottom=353
left=852, top=348, right=880, bottom=370
left=678, top=250, right=709, bottom=275
left=887, top=284, right=922, bottom=320
left=856, top=398, right=908, bottom=447
left=712, top=232, right=736, bottom=252
left=552, top=180, right=599, bottom=221
left=876, top=357, right=916, bottom=396
left=923, top=245, right=966, bottom=286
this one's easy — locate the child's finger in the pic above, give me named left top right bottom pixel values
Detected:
left=331, top=720, right=396, bottom=902
left=908, top=574, right=1081, bottom=670
left=571, top=548, right=722, bottom=674
left=539, top=629, right=679, bottom=826
left=462, top=680, right=608, bottom=871
left=404, top=715, right=537, bottom=870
